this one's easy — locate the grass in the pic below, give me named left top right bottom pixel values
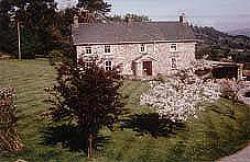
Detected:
left=0, top=59, right=250, bottom=162
left=0, top=59, right=86, bottom=162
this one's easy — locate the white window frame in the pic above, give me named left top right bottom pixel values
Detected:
left=104, top=45, right=111, bottom=53
left=85, top=46, right=92, bottom=54
left=83, top=59, right=93, bottom=69
left=171, top=57, right=177, bottom=69
left=140, top=44, right=146, bottom=53
left=170, top=44, right=177, bottom=52
left=105, top=60, right=112, bottom=71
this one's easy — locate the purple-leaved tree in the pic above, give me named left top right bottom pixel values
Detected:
left=46, top=59, right=123, bottom=158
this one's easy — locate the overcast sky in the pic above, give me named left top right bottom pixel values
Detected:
left=56, top=0, right=250, bottom=31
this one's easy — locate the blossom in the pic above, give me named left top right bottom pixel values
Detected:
left=140, top=69, right=221, bottom=122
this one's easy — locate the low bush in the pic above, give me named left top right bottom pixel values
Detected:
left=0, top=88, right=23, bottom=153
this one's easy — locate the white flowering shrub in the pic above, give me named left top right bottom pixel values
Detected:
left=140, top=69, right=221, bottom=122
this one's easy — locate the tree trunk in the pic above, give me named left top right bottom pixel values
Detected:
left=88, top=133, right=93, bottom=159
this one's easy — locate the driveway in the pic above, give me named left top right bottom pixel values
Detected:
left=218, top=144, right=250, bottom=162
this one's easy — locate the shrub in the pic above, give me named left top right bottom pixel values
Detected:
left=140, top=69, right=221, bottom=122
left=0, top=88, right=23, bottom=152
left=46, top=59, right=124, bottom=158
left=48, top=50, right=64, bottom=66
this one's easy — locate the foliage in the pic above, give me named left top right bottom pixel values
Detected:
left=0, top=88, right=23, bottom=152
left=46, top=59, right=124, bottom=158
left=219, top=80, right=239, bottom=101
left=0, top=0, right=113, bottom=58
left=109, top=13, right=151, bottom=22
left=0, top=0, right=18, bottom=55
left=56, top=8, right=78, bottom=37
left=103, top=99, right=250, bottom=162
left=231, top=50, right=250, bottom=62
left=1, top=60, right=250, bottom=162
left=193, top=26, right=250, bottom=61
left=0, top=59, right=85, bottom=162
left=48, top=49, right=64, bottom=66
left=77, top=0, right=111, bottom=14
left=0, top=0, right=58, bottom=58
left=140, top=69, right=221, bottom=122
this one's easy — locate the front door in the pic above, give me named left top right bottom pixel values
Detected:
left=143, top=61, right=152, bottom=76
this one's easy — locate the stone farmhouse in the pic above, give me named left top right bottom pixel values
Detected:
left=72, top=14, right=197, bottom=78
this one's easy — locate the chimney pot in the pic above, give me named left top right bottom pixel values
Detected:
left=179, top=13, right=187, bottom=23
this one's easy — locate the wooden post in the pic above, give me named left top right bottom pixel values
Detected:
left=88, top=133, right=93, bottom=159
left=237, top=64, right=243, bottom=81
left=17, top=21, right=21, bottom=60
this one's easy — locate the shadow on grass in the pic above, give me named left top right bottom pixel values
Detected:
left=41, top=125, right=110, bottom=153
left=120, top=113, right=185, bottom=138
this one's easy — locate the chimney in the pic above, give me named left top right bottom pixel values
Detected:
left=74, top=14, right=79, bottom=27
left=179, top=13, right=187, bottom=23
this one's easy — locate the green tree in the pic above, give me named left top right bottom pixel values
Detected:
left=19, top=0, right=57, bottom=57
left=124, top=13, right=151, bottom=22
left=109, top=13, right=151, bottom=22
left=0, top=0, right=58, bottom=58
left=77, top=0, right=111, bottom=14
left=0, top=0, right=17, bottom=56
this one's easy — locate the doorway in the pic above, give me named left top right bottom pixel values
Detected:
left=143, top=61, right=152, bottom=76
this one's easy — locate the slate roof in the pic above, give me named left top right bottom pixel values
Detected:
left=72, top=22, right=196, bottom=45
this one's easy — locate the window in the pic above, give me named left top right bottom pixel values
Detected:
left=172, top=58, right=177, bottom=69
left=85, top=61, right=91, bottom=68
left=170, top=44, right=177, bottom=51
left=86, top=46, right=92, bottom=54
left=140, top=44, right=146, bottom=53
left=106, top=60, right=112, bottom=71
left=83, top=60, right=93, bottom=68
left=105, top=45, right=111, bottom=53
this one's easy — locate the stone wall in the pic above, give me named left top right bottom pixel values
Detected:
left=76, top=42, right=196, bottom=77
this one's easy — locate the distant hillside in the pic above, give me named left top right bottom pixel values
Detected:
left=193, top=26, right=250, bottom=48
left=228, top=28, right=250, bottom=37
left=192, top=26, right=250, bottom=62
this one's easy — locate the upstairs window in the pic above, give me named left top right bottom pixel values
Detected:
left=85, top=46, right=92, bottom=54
left=140, top=44, right=146, bottom=53
left=106, top=60, right=112, bottom=71
left=105, top=45, right=111, bottom=53
left=170, top=44, right=177, bottom=51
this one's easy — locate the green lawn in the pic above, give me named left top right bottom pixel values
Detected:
left=1, top=59, right=250, bottom=162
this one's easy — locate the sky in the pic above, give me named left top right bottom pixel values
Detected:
left=56, top=0, right=250, bottom=31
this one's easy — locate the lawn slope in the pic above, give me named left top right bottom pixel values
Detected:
left=0, top=59, right=86, bottom=162
left=0, top=59, right=250, bottom=162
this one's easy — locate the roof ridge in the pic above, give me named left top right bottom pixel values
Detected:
left=76, top=21, right=181, bottom=26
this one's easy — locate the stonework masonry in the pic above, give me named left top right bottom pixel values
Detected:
left=76, top=42, right=196, bottom=78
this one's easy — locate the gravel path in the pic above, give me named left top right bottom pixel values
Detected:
left=218, top=145, right=250, bottom=162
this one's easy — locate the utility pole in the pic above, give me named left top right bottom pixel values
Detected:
left=17, top=21, right=22, bottom=60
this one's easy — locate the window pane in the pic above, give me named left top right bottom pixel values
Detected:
left=105, top=45, right=111, bottom=53
left=171, top=44, right=177, bottom=51
left=172, top=58, right=177, bottom=69
left=86, top=47, right=92, bottom=54
left=105, top=60, right=112, bottom=71
left=140, top=44, right=145, bottom=52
